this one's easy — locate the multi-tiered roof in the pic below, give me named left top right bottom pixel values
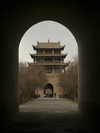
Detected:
left=28, top=40, right=69, bottom=67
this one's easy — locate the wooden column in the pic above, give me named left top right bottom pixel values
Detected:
left=44, top=58, right=45, bottom=63
left=43, top=50, right=45, bottom=54
left=35, top=58, right=37, bottom=63
left=64, top=67, right=65, bottom=73
left=53, top=58, right=54, bottom=63
left=62, top=58, right=64, bottom=63
left=53, top=67, right=54, bottom=73
left=61, top=58, right=62, bottom=63
left=52, top=50, right=54, bottom=54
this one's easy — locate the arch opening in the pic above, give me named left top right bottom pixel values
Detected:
left=19, top=20, right=78, bottom=100
left=44, top=83, right=54, bottom=98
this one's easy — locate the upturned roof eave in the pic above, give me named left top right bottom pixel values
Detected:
left=30, top=53, right=67, bottom=58
left=32, top=45, right=65, bottom=50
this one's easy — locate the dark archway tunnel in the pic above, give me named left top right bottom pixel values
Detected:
left=44, top=83, right=53, bottom=97
left=0, top=0, right=100, bottom=124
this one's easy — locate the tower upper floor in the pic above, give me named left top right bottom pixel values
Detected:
left=32, top=40, right=65, bottom=55
left=29, top=40, right=69, bottom=67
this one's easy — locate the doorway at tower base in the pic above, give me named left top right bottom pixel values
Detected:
left=44, top=88, right=53, bottom=98
left=35, top=87, right=65, bottom=98
left=44, top=83, right=54, bottom=98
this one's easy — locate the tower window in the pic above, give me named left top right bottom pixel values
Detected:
left=46, top=69, right=51, bottom=73
left=54, top=50, right=61, bottom=54
left=37, top=50, right=43, bottom=54
left=45, top=50, right=52, bottom=54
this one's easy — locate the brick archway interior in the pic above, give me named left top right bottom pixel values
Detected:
left=0, top=1, right=100, bottom=122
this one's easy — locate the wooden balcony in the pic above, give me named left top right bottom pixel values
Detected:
left=28, top=62, right=69, bottom=66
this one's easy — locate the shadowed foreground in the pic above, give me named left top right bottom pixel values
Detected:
left=0, top=98, right=100, bottom=132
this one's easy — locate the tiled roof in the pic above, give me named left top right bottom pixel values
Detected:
left=32, top=41, right=65, bottom=49
left=30, top=54, right=67, bottom=57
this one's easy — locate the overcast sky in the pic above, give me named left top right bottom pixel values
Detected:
left=19, top=20, right=78, bottom=63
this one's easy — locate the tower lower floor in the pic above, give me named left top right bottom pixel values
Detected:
left=35, top=74, right=64, bottom=98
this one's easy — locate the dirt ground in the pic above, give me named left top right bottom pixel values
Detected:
left=0, top=98, right=100, bottom=133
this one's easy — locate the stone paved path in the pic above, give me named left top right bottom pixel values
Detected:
left=0, top=98, right=100, bottom=132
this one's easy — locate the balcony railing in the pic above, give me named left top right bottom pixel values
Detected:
left=36, top=61, right=61, bottom=63
left=31, top=62, right=69, bottom=66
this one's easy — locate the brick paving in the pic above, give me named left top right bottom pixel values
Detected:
left=0, top=98, right=100, bottom=132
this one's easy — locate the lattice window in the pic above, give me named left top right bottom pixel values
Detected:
left=45, top=50, right=52, bottom=54
left=54, top=50, right=61, bottom=54
left=46, top=69, right=51, bottom=73
left=37, top=50, right=43, bottom=54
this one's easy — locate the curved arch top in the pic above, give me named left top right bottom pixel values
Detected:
left=44, top=83, right=54, bottom=97
left=1, top=1, right=94, bottom=48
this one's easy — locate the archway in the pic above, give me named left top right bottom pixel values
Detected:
left=0, top=1, right=100, bottom=122
left=44, top=83, right=54, bottom=97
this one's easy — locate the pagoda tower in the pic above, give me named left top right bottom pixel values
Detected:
left=28, top=40, right=69, bottom=98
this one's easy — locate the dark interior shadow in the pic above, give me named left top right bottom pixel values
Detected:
left=1, top=111, right=99, bottom=132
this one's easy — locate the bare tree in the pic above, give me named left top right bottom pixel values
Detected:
left=19, top=62, right=47, bottom=104
left=59, top=54, right=78, bottom=101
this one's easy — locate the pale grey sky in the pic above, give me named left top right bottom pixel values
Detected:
left=19, top=20, right=78, bottom=63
